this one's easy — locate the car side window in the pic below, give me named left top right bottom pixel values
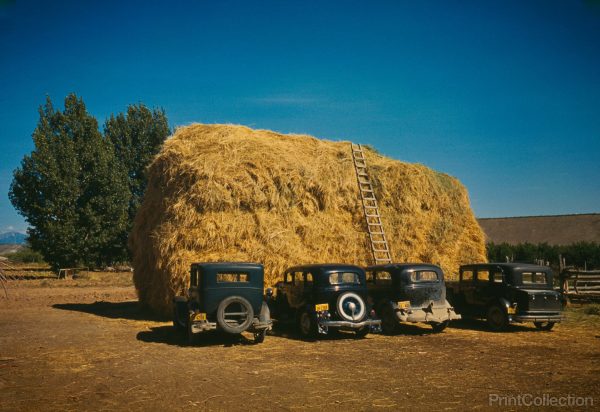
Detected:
left=461, top=270, right=474, bottom=281
left=293, top=271, right=304, bottom=286
left=492, top=271, right=503, bottom=283
left=304, top=272, right=314, bottom=286
left=366, top=271, right=375, bottom=283
left=190, top=268, right=198, bottom=286
left=477, top=270, right=490, bottom=282
left=284, top=272, right=293, bottom=284
left=376, top=271, right=392, bottom=285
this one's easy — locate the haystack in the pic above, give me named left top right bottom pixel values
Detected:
left=130, top=124, right=486, bottom=316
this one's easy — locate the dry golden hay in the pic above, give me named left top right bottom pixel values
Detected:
left=130, top=124, right=487, bottom=316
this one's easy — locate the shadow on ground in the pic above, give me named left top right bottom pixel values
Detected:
left=449, top=318, right=538, bottom=333
left=52, top=301, right=164, bottom=322
left=136, top=326, right=265, bottom=347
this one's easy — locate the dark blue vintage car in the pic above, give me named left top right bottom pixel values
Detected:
left=366, top=263, right=460, bottom=333
left=268, top=264, right=381, bottom=339
left=173, top=262, right=272, bottom=343
left=446, top=263, right=563, bottom=331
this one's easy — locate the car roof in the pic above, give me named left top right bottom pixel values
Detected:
left=285, top=263, right=364, bottom=272
left=191, top=262, right=263, bottom=271
left=460, top=262, right=551, bottom=272
left=366, top=263, right=442, bottom=272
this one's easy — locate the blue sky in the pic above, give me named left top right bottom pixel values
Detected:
left=1, top=0, right=599, bottom=232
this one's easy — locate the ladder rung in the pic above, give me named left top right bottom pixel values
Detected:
left=367, top=222, right=382, bottom=226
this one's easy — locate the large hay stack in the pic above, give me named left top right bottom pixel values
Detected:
left=130, top=124, right=486, bottom=316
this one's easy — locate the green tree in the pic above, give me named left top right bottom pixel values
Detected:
left=104, top=104, right=169, bottom=258
left=9, top=94, right=128, bottom=270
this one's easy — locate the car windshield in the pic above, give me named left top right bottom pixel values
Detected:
left=329, top=272, right=361, bottom=285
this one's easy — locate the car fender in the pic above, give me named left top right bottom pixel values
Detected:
left=488, top=297, right=511, bottom=311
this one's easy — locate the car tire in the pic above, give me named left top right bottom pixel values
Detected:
left=380, top=304, right=398, bottom=335
left=337, top=292, right=366, bottom=322
left=354, top=327, right=369, bottom=339
left=254, top=329, right=267, bottom=344
left=534, top=321, right=555, bottom=331
left=431, top=320, right=449, bottom=333
left=298, top=310, right=317, bottom=340
left=172, top=304, right=187, bottom=333
left=486, top=305, right=508, bottom=332
left=216, top=296, right=254, bottom=334
left=188, top=322, right=199, bottom=346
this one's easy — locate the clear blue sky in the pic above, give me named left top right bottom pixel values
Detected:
left=1, top=0, right=599, bottom=232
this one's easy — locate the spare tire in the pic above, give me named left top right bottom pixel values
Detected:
left=337, top=292, right=366, bottom=322
left=216, top=296, right=254, bottom=334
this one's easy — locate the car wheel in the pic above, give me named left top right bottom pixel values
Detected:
left=381, top=305, right=398, bottom=335
left=172, top=305, right=186, bottom=333
left=216, top=296, right=254, bottom=334
left=354, top=327, right=369, bottom=339
left=298, top=310, right=317, bottom=339
left=534, top=321, right=555, bottom=331
left=254, top=329, right=267, bottom=344
left=337, top=292, right=366, bottom=322
left=431, top=320, right=449, bottom=333
left=187, top=322, right=199, bottom=346
left=486, top=305, right=508, bottom=332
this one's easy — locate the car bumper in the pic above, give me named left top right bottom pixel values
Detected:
left=190, top=319, right=272, bottom=334
left=511, top=313, right=563, bottom=323
left=316, top=318, right=381, bottom=334
left=395, top=306, right=461, bottom=324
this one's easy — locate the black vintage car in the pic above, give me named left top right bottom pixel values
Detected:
left=173, top=262, right=272, bottom=343
left=268, top=264, right=381, bottom=338
left=446, top=263, right=563, bottom=331
left=366, top=263, right=461, bottom=333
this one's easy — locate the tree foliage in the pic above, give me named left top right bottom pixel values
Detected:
left=104, top=104, right=169, bottom=259
left=9, top=95, right=129, bottom=270
left=487, top=241, right=600, bottom=270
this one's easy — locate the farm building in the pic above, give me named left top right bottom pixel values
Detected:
left=478, top=214, right=600, bottom=245
left=130, top=124, right=486, bottom=316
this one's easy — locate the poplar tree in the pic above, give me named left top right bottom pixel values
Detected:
left=9, top=94, right=128, bottom=269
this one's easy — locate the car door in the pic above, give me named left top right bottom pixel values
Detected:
left=459, top=268, right=476, bottom=306
left=473, top=268, right=492, bottom=307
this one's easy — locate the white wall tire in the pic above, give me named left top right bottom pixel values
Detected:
left=337, top=292, right=366, bottom=322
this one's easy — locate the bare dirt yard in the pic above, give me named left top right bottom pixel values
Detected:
left=1, top=276, right=599, bottom=411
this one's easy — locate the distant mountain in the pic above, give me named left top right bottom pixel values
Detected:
left=0, top=231, right=27, bottom=245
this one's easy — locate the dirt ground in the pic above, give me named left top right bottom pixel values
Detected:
left=1, top=278, right=599, bottom=411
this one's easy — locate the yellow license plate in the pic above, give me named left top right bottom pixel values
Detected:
left=191, top=312, right=207, bottom=321
left=397, top=301, right=410, bottom=309
left=507, top=307, right=516, bottom=315
left=315, top=303, right=329, bottom=312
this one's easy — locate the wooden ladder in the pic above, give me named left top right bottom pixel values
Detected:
left=351, top=143, right=393, bottom=265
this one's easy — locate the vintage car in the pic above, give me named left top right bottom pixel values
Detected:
left=172, top=262, right=272, bottom=343
left=268, top=264, right=381, bottom=338
left=446, top=263, right=563, bottom=331
left=366, top=263, right=461, bottom=333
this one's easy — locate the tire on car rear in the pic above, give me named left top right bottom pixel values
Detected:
left=216, top=296, right=254, bottom=334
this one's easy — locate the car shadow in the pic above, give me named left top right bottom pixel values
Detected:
left=52, top=300, right=165, bottom=322
left=269, top=322, right=374, bottom=341
left=449, top=318, right=536, bottom=333
left=137, top=326, right=265, bottom=347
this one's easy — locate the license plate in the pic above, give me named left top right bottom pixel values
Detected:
left=397, top=301, right=410, bottom=309
left=315, top=303, right=329, bottom=312
left=191, top=312, right=207, bottom=321
left=507, top=307, right=516, bottom=315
